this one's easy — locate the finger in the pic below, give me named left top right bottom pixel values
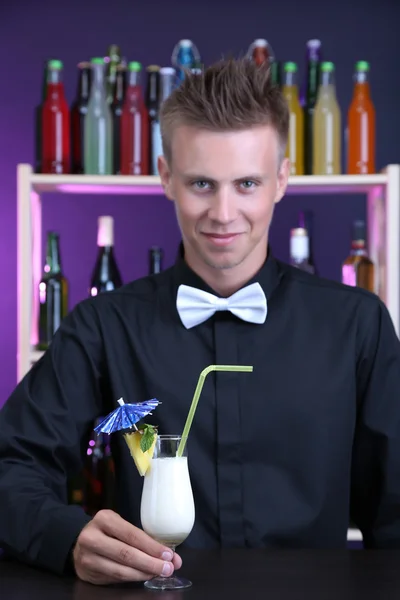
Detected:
left=97, top=511, right=174, bottom=560
left=91, top=530, right=175, bottom=577
left=80, top=552, right=155, bottom=584
left=173, top=552, right=183, bottom=570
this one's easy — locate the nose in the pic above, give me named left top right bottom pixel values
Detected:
left=208, top=188, right=238, bottom=224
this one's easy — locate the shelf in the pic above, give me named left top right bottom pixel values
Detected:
left=31, top=174, right=163, bottom=195
left=17, top=163, right=400, bottom=382
left=29, top=171, right=387, bottom=197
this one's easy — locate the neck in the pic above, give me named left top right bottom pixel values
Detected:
left=183, top=241, right=268, bottom=296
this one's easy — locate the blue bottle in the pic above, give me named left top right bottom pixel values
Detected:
left=171, top=39, right=201, bottom=82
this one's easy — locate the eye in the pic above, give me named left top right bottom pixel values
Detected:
left=191, top=180, right=212, bottom=191
left=239, top=180, right=257, bottom=190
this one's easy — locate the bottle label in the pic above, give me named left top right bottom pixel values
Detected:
left=151, top=121, right=163, bottom=175
left=290, top=236, right=309, bottom=261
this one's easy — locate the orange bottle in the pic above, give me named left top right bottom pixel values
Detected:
left=347, top=61, right=375, bottom=174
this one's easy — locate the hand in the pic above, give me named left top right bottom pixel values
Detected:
left=72, top=509, right=182, bottom=585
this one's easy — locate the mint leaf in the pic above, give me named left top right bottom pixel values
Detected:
left=140, top=425, right=155, bottom=453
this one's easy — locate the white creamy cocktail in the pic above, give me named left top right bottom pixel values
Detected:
left=141, top=455, right=195, bottom=546
left=140, top=435, right=195, bottom=590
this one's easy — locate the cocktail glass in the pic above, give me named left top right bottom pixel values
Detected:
left=140, top=435, right=195, bottom=590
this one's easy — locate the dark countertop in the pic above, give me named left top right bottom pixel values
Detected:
left=2, top=549, right=400, bottom=600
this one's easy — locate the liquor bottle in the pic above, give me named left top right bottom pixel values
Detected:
left=84, top=57, right=113, bottom=175
left=297, top=210, right=318, bottom=275
left=150, top=67, right=176, bottom=175
left=342, top=220, right=374, bottom=292
left=82, top=429, right=115, bottom=516
left=111, top=65, right=127, bottom=174
left=149, top=246, right=163, bottom=274
left=38, top=232, right=69, bottom=350
left=34, top=60, right=49, bottom=173
left=171, top=39, right=201, bottom=82
left=313, top=62, right=341, bottom=175
left=106, top=44, right=121, bottom=104
left=41, top=60, right=70, bottom=174
left=282, top=62, right=304, bottom=175
left=120, top=62, right=149, bottom=175
left=89, top=216, right=123, bottom=296
left=246, top=38, right=274, bottom=65
left=304, top=40, right=321, bottom=174
left=71, top=62, right=92, bottom=174
left=159, top=67, right=176, bottom=103
left=270, top=60, right=281, bottom=87
left=290, top=228, right=315, bottom=274
left=146, top=66, right=160, bottom=175
left=347, top=61, right=375, bottom=174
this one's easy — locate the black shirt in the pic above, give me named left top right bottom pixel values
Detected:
left=1, top=249, right=400, bottom=575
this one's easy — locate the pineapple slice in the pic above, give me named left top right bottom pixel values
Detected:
left=123, top=431, right=157, bottom=476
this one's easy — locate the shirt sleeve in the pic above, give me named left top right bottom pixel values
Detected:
left=0, top=300, right=105, bottom=573
left=350, top=297, right=400, bottom=547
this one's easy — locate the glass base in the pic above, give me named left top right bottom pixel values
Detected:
left=144, top=575, right=192, bottom=590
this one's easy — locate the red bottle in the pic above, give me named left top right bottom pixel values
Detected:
left=41, top=59, right=70, bottom=174
left=246, top=39, right=274, bottom=66
left=120, top=61, right=149, bottom=175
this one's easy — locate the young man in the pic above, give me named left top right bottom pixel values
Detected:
left=1, top=58, right=400, bottom=586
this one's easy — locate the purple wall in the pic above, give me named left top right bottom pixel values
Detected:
left=0, top=0, right=399, bottom=405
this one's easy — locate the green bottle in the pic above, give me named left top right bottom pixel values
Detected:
left=84, top=57, right=113, bottom=174
left=106, top=44, right=122, bottom=104
left=38, top=232, right=69, bottom=350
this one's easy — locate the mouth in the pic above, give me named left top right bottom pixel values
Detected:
left=201, top=233, right=242, bottom=246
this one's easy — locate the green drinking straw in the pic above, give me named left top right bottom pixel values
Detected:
left=177, top=364, right=253, bottom=457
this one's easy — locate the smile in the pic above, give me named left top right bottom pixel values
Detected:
left=202, top=233, right=242, bottom=246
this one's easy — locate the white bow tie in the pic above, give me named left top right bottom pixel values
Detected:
left=176, top=282, right=267, bottom=329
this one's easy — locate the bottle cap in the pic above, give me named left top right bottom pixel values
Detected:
left=129, top=61, right=142, bottom=72
left=179, top=40, right=193, bottom=47
left=91, top=57, right=104, bottom=65
left=306, top=39, right=322, bottom=49
left=253, top=39, right=268, bottom=47
left=321, top=61, right=335, bottom=72
left=284, top=62, right=297, bottom=73
left=160, top=67, right=176, bottom=75
left=97, top=216, right=114, bottom=247
left=48, top=59, right=63, bottom=70
left=355, top=61, right=370, bottom=72
left=147, top=65, right=160, bottom=72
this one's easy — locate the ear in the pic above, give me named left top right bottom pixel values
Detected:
left=274, top=157, right=290, bottom=205
left=158, top=156, right=174, bottom=201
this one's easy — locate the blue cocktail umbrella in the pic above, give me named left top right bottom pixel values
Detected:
left=94, top=397, right=160, bottom=435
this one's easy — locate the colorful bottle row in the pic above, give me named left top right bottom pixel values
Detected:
left=37, top=218, right=164, bottom=350
left=36, top=37, right=375, bottom=178
left=247, top=38, right=375, bottom=176
left=36, top=59, right=176, bottom=176
left=290, top=212, right=374, bottom=292
left=35, top=40, right=201, bottom=176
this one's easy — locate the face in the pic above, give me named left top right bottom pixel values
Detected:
left=158, top=124, right=289, bottom=280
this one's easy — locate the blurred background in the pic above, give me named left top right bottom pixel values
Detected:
left=0, top=0, right=398, bottom=405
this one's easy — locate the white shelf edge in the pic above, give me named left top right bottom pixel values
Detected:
left=31, top=173, right=161, bottom=187
left=23, top=165, right=387, bottom=196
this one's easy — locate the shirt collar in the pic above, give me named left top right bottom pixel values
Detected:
left=172, top=242, right=283, bottom=300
